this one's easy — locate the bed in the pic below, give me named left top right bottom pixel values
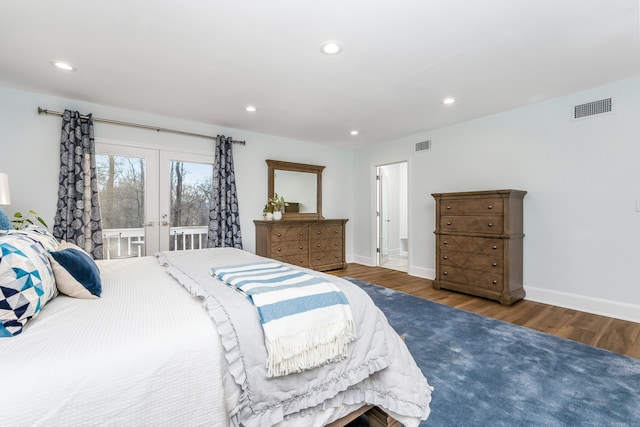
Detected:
left=0, top=227, right=432, bottom=426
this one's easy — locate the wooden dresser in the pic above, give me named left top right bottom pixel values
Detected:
left=432, top=189, right=526, bottom=306
left=254, top=219, right=348, bottom=271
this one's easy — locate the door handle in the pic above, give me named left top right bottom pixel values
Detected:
left=161, top=221, right=170, bottom=227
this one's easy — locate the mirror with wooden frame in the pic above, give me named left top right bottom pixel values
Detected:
left=267, top=159, right=325, bottom=220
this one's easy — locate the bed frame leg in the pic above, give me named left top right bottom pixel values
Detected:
left=327, top=335, right=408, bottom=427
left=325, top=405, right=401, bottom=427
left=366, top=406, right=401, bottom=427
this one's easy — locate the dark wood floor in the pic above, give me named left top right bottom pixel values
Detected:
left=327, top=263, right=640, bottom=360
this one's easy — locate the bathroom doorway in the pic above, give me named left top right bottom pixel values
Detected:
left=376, top=162, right=408, bottom=272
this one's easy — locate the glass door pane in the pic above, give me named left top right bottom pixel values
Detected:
left=159, top=151, right=215, bottom=252
left=96, top=154, right=145, bottom=259
left=96, top=144, right=159, bottom=259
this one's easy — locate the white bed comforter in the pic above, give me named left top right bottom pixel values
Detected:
left=0, top=256, right=227, bottom=427
left=158, top=248, right=432, bottom=427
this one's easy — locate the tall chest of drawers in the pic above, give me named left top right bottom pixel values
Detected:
left=432, top=190, right=526, bottom=306
left=254, top=219, right=348, bottom=271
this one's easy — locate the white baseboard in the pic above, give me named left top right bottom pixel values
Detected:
left=525, top=285, right=640, bottom=324
left=349, top=254, right=375, bottom=267
left=347, top=254, right=638, bottom=323
left=408, top=266, right=435, bottom=280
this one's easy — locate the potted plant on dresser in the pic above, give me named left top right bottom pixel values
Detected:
left=262, top=204, right=273, bottom=221
left=267, top=193, right=288, bottom=220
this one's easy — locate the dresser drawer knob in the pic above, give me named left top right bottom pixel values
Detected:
left=492, top=280, right=498, bottom=284
left=492, top=263, right=497, bottom=267
left=443, top=241, right=448, bottom=245
left=492, top=245, right=497, bottom=249
left=488, top=223, right=493, bottom=227
left=488, top=205, right=493, bottom=209
left=299, top=232, right=304, bottom=236
left=443, top=271, right=448, bottom=275
left=277, top=248, right=282, bottom=252
left=447, top=221, right=452, bottom=225
left=446, top=206, right=451, bottom=210
left=443, top=256, right=448, bottom=260
left=299, top=246, right=303, bottom=250
left=276, top=233, right=282, bottom=237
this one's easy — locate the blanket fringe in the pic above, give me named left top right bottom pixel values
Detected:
left=266, top=319, right=357, bottom=377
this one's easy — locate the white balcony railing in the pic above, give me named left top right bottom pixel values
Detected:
left=102, top=226, right=208, bottom=260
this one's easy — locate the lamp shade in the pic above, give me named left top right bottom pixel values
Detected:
left=0, top=173, right=11, bottom=206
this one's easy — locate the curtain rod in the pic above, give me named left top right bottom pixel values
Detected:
left=37, top=107, right=246, bottom=145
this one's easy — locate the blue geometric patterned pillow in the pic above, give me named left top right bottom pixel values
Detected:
left=0, top=234, right=57, bottom=337
left=5, top=225, right=60, bottom=252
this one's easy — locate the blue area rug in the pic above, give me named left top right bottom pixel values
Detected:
left=344, top=277, right=640, bottom=427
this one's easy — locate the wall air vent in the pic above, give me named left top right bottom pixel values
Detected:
left=415, top=140, right=431, bottom=151
left=573, top=98, right=613, bottom=120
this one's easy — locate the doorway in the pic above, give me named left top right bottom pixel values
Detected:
left=376, top=162, right=408, bottom=272
left=95, top=142, right=215, bottom=259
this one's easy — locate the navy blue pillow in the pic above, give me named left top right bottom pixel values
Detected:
left=48, top=248, right=102, bottom=298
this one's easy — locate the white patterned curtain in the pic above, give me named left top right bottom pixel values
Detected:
left=207, top=135, right=242, bottom=248
left=53, top=110, right=103, bottom=259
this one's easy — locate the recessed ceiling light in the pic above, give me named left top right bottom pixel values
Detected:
left=52, top=61, right=75, bottom=71
left=442, top=97, right=456, bottom=105
left=245, top=106, right=257, bottom=112
left=321, top=41, right=343, bottom=55
left=350, top=130, right=359, bottom=135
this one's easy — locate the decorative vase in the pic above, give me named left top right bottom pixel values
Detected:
left=264, top=212, right=273, bottom=221
left=273, top=211, right=283, bottom=221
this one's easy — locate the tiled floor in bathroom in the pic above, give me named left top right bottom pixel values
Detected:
left=380, top=254, right=408, bottom=272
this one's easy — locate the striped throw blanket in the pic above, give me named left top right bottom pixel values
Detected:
left=211, top=262, right=357, bottom=377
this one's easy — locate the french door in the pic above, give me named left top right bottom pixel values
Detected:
left=96, top=143, right=214, bottom=259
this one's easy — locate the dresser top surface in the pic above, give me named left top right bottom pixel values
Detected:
left=431, top=189, right=527, bottom=198
left=254, top=218, right=348, bottom=224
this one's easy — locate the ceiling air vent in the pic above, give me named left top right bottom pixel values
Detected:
left=415, top=140, right=431, bottom=151
left=573, top=98, right=613, bottom=120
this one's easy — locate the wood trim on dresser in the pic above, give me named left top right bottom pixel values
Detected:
left=432, top=189, right=526, bottom=306
left=254, top=219, right=348, bottom=271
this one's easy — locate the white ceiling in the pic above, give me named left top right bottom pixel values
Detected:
left=1, top=1, right=639, bottom=148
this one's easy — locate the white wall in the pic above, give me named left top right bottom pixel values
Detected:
left=352, top=76, right=640, bottom=323
left=0, top=86, right=355, bottom=255
left=4, top=78, right=639, bottom=323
